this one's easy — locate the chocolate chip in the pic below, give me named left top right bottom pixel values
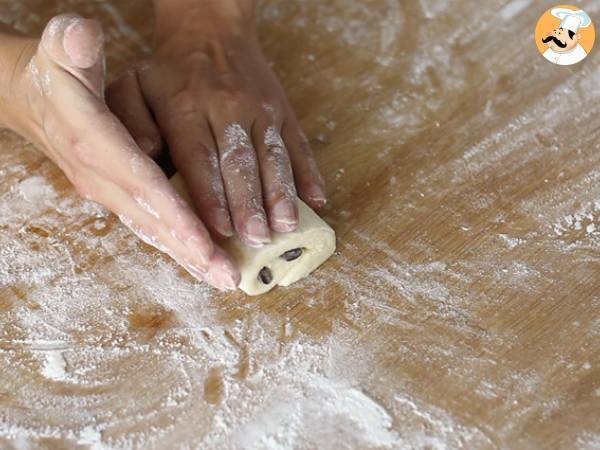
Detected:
left=258, top=267, right=273, bottom=284
left=280, top=248, right=303, bottom=261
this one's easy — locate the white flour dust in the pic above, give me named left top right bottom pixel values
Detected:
left=2, top=0, right=599, bottom=447
left=232, top=376, right=398, bottom=449
left=0, top=165, right=410, bottom=448
left=264, top=126, right=296, bottom=204
left=15, top=175, right=57, bottom=203
left=40, top=349, right=68, bottom=381
left=221, top=124, right=256, bottom=169
left=0, top=159, right=493, bottom=448
left=134, top=195, right=160, bottom=219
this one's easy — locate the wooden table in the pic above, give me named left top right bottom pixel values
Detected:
left=1, top=1, right=599, bottom=448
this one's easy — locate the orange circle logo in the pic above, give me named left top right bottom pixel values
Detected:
left=535, top=5, right=595, bottom=65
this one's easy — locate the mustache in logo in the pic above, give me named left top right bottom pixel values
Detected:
left=542, top=35, right=567, bottom=48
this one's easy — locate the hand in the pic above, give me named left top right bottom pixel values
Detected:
left=106, top=3, right=327, bottom=249
left=3, top=15, right=240, bottom=290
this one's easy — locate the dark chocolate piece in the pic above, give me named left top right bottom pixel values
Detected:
left=258, top=267, right=273, bottom=284
left=280, top=248, right=303, bottom=261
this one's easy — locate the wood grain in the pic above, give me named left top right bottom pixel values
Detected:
left=0, top=0, right=599, bottom=448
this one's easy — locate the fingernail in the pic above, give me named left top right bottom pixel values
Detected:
left=245, top=215, right=271, bottom=246
left=206, top=247, right=240, bottom=290
left=63, top=19, right=103, bottom=69
left=307, top=184, right=327, bottom=206
left=212, top=208, right=233, bottom=237
left=184, top=261, right=209, bottom=276
left=210, top=269, right=239, bottom=291
left=271, top=199, right=298, bottom=231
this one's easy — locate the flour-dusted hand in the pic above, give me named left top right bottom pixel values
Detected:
left=0, top=15, right=240, bottom=291
left=106, top=0, right=328, bottom=248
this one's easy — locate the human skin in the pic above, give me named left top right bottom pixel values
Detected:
left=0, top=16, right=239, bottom=290
left=106, top=0, right=327, bottom=246
left=0, top=1, right=327, bottom=292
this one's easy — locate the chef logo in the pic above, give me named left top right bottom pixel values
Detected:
left=535, top=5, right=595, bottom=65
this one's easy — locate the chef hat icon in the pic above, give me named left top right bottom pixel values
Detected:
left=551, top=8, right=592, bottom=33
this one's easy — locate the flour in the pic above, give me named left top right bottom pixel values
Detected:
left=40, top=350, right=68, bottom=381
left=221, top=124, right=255, bottom=168
left=118, top=213, right=167, bottom=254
left=0, top=162, right=484, bottom=448
left=392, top=394, right=490, bottom=448
left=576, top=432, right=600, bottom=450
left=263, top=126, right=296, bottom=204
left=231, top=376, right=398, bottom=450
left=134, top=196, right=160, bottom=219
left=15, top=175, right=57, bottom=203
left=498, top=234, right=526, bottom=249
left=264, top=126, right=284, bottom=151
left=0, top=163, right=402, bottom=448
left=219, top=123, right=265, bottom=219
left=27, top=59, right=51, bottom=96
left=553, top=201, right=599, bottom=237
left=1, top=0, right=598, bottom=447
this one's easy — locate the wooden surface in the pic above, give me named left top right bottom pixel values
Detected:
left=1, top=1, right=600, bottom=448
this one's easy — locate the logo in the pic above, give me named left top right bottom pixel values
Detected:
left=535, top=5, right=595, bottom=65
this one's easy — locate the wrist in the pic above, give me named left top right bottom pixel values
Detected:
left=152, top=0, right=257, bottom=46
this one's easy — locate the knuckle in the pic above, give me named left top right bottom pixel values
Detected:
left=167, top=90, right=204, bottom=117
left=220, top=148, right=257, bottom=171
left=71, top=139, right=96, bottom=168
left=125, top=183, right=144, bottom=200
left=262, top=128, right=286, bottom=153
left=172, top=144, right=214, bottom=167
left=214, top=87, right=253, bottom=116
left=261, top=144, right=288, bottom=167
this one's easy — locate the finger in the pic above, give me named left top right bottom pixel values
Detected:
left=72, top=167, right=238, bottom=291
left=165, top=116, right=234, bottom=239
left=252, top=119, right=298, bottom=232
left=184, top=246, right=241, bottom=292
left=282, top=119, right=327, bottom=209
left=214, top=122, right=271, bottom=247
left=72, top=106, right=219, bottom=271
left=40, top=14, right=105, bottom=97
left=106, top=71, right=162, bottom=159
left=107, top=182, right=239, bottom=291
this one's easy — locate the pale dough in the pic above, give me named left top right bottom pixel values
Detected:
left=169, top=173, right=336, bottom=295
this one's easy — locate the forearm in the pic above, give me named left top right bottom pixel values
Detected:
left=152, top=0, right=256, bottom=43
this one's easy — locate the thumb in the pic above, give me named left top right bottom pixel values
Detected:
left=40, top=14, right=105, bottom=95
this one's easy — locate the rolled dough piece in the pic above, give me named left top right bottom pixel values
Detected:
left=169, top=173, right=336, bottom=295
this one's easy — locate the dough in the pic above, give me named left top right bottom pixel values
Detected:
left=169, top=173, right=336, bottom=295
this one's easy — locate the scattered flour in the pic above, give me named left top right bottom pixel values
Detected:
left=0, top=166, right=496, bottom=449
left=576, top=432, right=600, bottom=450
left=232, top=376, right=398, bottom=450
left=0, top=169, right=411, bottom=448
left=16, top=175, right=57, bottom=203
left=1, top=0, right=597, bottom=448
left=40, top=350, right=68, bottom=381
left=134, top=196, right=160, bottom=219
left=553, top=201, right=600, bottom=237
